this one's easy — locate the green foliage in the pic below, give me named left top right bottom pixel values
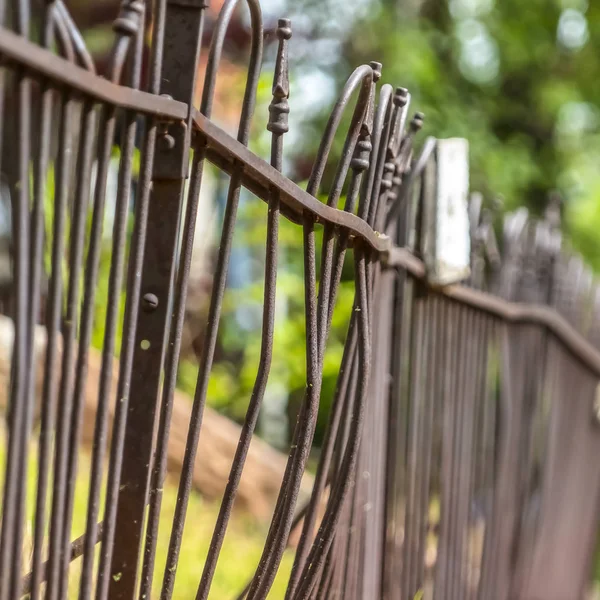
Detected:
left=284, top=0, right=600, bottom=269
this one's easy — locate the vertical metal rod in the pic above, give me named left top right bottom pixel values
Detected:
left=255, top=65, right=374, bottom=600
left=24, top=10, right=55, bottom=599
left=138, top=146, right=205, bottom=600
left=74, top=9, right=143, bottom=596
left=402, top=297, right=425, bottom=599
left=292, top=244, right=371, bottom=600
left=144, top=4, right=263, bottom=598
left=477, top=318, right=500, bottom=600
left=342, top=456, right=363, bottom=600
left=110, top=1, right=212, bottom=596
left=195, top=19, right=290, bottom=599
left=28, top=90, right=54, bottom=591
left=314, top=338, right=360, bottom=600
left=0, top=69, right=31, bottom=600
left=77, top=102, right=138, bottom=600
left=159, top=170, right=244, bottom=598
left=135, top=0, right=207, bottom=589
left=69, top=103, right=118, bottom=600
left=36, top=90, right=74, bottom=600
left=95, top=7, right=150, bottom=600
left=106, top=0, right=180, bottom=595
left=247, top=215, right=320, bottom=600
left=434, top=300, right=458, bottom=600
left=287, top=309, right=359, bottom=598
left=449, top=306, right=471, bottom=600
left=288, top=68, right=379, bottom=596
left=412, top=295, right=433, bottom=596
left=54, top=100, right=97, bottom=600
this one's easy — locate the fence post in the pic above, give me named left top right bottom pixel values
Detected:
left=108, top=1, right=208, bottom=597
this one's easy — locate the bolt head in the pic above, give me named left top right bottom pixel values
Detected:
left=159, top=134, right=176, bottom=151
left=142, top=293, right=159, bottom=312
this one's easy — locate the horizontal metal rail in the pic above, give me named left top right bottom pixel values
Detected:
left=192, top=111, right=600, bottom=377
left=193, top=110, right=392, bottom=253
left=387, top=246, right=600, bottom=376
left=0, top=28, right=188, bottom=120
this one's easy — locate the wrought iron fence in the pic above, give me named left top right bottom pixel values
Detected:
left=0, top=1, right=599, bottom=599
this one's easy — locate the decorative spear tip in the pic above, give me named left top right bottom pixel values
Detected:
left=268, top=18, right=292, bottom=135
left=113, top=0, right=144, bottom=36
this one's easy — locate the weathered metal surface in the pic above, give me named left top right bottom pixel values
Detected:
left=0, top=1, right=598, bottom=600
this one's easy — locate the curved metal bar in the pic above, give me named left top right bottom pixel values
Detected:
left=0, top=29, right=187, bottom=117
left=362, top=83, right=393, bottom=226
left=195, top=18, right=289, bottom=600
left=25, top=8, right=58, bottom=598
left=386, top=133, right=434, bottom=230
left=247, top=63, right=375, bottom=600
left=54, top=0, right=96, bottom=72
left=192, top=110, right=391, bottom=252
left=367, top=85, right=399, bottom=230
left=108, top=1, right=145, bottom=84
left=52, top=3, right=76, bottom=63
left=315, top=62, right=377, bottom=360
left=292, top=244, right=372, bottom=600
left=246, top=215, right=321, bottom=600
left=325, top=62, right=377, bottom=211
left=285, top=72, right=382, bottom=599
left=157, top=2, right=263, bottom=598
left=286, top=304, right=361, bottom=598
left=306, top=64, right=373, bottom=197
left=200, top=0, right=263, bottom=145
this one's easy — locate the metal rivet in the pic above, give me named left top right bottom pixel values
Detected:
left=142, top=293, right=159, bottom=312
left=159, top=133, right=175, bottom=151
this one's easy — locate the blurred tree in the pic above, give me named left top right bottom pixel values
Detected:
left=281, top=0, right=600, bottom=268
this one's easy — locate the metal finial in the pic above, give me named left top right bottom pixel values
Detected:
left=370, top=61, right=383, bottom=83
left=394, top=87, right=409, bottom=107
left=112, top=0, right=144, bottom=36
left=381, top=160, right=395, bottom=192
left=350, top=135, right=373, bottom=173
left=350, top=63, right=379, bottom=173
left=410, top=111, right=425, bottom=133
left=267, top=18, right=292, bottom=136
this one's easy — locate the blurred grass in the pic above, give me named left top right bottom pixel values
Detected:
left=0, top=433, right=293, bottom=599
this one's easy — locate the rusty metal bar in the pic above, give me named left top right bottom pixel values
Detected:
left=0, top=28, right=187, bottom=119
left=21, top=522, right=105, bottom=597
left=193, top=110, right=391, bottom=253
left=196, top=18, right=290, bottom=599
left=386, top=247, right=600, bottom=377
left=157, top=2, right=264, bottom=598
left=107, top=1, right=209, bottom=598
